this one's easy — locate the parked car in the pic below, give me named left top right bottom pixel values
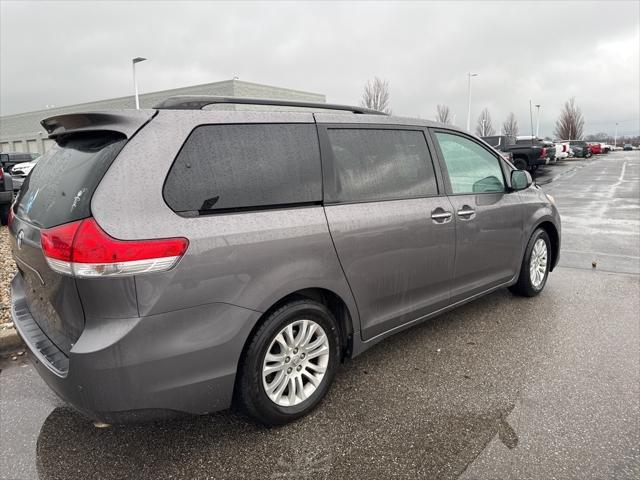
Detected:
left=10, top=97, right=561, bottom=426
left=623, top=144, right=633, bottom=151
left=0, top=169, right=13, bottom=225
left=9, top=158, right=39, bottom=192
left=589, top=142, right=602, bottom=155
left=566, top=140, right=592, bottom=158
left=0, top=152, right=39, bottom=173
left=482, top=135, right=554, bottom=171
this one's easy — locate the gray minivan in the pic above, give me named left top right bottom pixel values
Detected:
left=9, top=97, right=560, bottom=425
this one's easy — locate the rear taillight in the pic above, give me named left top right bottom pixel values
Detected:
left=540, top=147, right=547, bottom=158
left=0, top=169, right=4, bottom=180
left=7, top=206, right=14, bottom=228
left=40, top=218, right=189, bottom=278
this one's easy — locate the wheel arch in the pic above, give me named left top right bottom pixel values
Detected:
left=535, top=220, right=560, bottom=271
left=241, top=287, right=356, bottom=365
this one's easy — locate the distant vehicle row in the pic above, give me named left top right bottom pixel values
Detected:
left=480, top=136, right=635, bottom=171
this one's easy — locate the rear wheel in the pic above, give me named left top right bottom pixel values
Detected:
left=513, top=158, right=527, bottom=170
left=509, top=228, right=551, bottom=297
left=236, top=299, right=341, bottom=426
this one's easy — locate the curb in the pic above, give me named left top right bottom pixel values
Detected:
left=0, top=326, right=24, bottom=356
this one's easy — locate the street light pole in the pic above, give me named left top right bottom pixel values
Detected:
left=534, top=104, right=541, bottom=137
left=466, top=72, right=478, bottom=132
left=614, top=123, right=618, bottom=147
left=132, top=57, right=147, bottom=109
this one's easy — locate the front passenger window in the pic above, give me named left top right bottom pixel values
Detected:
left=434, top=132, right=505, bottom=194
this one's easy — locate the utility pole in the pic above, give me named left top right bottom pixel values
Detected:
left=466, top=72, right=478, bottom=132
left=534, top=104, right=541, bottom=137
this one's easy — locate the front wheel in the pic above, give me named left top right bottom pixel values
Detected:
left=236, top=299, right=341, bottom=426
left=509, top=228, right=551, bottom=297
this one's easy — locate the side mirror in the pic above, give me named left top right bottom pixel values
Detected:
left=511, top=169, right=532, bottom=191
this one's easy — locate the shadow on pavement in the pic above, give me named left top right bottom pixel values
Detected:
left=35, top=288, right=550, bottom=480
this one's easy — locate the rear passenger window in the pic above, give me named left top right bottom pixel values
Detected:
left=326, top=129, right=438, bottom=203
left=164, top=124, right=321, bottom=213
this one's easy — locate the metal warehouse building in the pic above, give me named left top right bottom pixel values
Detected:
left=0, top=79, right=325, bottom=154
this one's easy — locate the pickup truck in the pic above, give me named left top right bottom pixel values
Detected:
left=481, top=135, right=555, bottom=171
left=554, top=141, right=571, bottom=161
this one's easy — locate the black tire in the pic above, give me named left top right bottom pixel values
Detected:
left=509, top=228, right=551, bottom=297
left=513, top=158, right=527, bottom=170
left=236, top=299, right=341, bottom=426
left=0, top=204, right=9, bottom=226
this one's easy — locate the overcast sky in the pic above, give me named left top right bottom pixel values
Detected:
left=1, top=1, right=639, bottom=136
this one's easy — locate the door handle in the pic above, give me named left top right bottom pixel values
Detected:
left=457, top=206, right=476, bottom=219
left=431, top=208, right=452, bottom=223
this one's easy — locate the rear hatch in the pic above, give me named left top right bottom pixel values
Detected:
left=10, top=132, right=128, bottom=354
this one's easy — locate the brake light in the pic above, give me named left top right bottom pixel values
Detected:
left=40, top=218, right=189, bottom=277
left=540, top=147, right=547, bottom=158
left=0, top=169, right=4, bottom=180
left=7, top=206, right=14, bottom=228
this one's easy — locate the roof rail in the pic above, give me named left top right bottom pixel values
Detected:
left=153, top=95, right=387, bottom=115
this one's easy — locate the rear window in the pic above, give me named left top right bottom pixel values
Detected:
left=163, top=123, right=322, bottom=214
left=326, top=128, right=438, bottom=203
left=14, top=132, right=126, bottom=228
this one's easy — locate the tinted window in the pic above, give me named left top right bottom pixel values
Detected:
left=164, top=124, right=321, bottom=213
left=327, top=129, right=437, bottom=203
left=14, top=132, right=126, bottom=228
left=434, top=132, right=505, bottom=194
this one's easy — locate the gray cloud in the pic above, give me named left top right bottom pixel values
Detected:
left=1, top=0, right=638, bottom=136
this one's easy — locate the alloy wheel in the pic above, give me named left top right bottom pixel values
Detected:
left=529, top=238, right=548, bottom=288
left=262, top=319, right=330, bottom=407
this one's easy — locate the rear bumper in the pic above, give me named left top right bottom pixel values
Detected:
left=11, top=274, right=261, bottom=423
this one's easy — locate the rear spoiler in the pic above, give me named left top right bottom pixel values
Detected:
left=40, top=110, right=156, bottom=139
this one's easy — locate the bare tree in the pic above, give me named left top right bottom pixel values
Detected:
left=360, top=77, right=392, bottom=114
left=435, top=104, right=452, bottom=124
left=554, top=97, right=585, bottom=140
left=502, top=112, right=519, bottom=137
left=475, top=108, right=495, bottom=136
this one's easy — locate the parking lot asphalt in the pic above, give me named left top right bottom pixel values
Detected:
left=1, top=152, right=638, bottom=480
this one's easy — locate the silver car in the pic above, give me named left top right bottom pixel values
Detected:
left=9, top=97, right=560, bottom=425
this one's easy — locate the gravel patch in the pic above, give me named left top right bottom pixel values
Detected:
left=1, top=225, right=17, bottom=327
